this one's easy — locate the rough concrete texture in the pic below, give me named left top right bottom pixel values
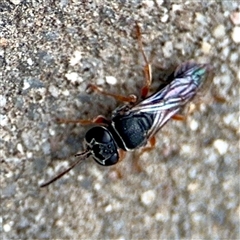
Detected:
left=1, top=1, right=239, bottom=239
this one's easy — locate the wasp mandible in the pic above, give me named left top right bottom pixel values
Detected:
left=40, top=24, right=210, bottom=187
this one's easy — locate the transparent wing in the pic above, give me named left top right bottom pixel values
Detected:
left=133, top=62, right=209, bottom=113
left=130, top=62, right=209, bottom=138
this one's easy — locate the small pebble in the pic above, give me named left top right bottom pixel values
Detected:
left=172, top=4, right=182, bottom=12
left=27, top=58, right=34, bottom=66
left=213, top=24, right=226, bottom=39
left=116, top=237, right=125, bottom=240
left=60, top=0, right=68, bottom=7
left=201, top=41, right=211, bottom=54
left=213, top=139, right=229, bottom=155
left=70, top=50, right=82, bottom=66
left=0, top=38, right=8, bottom=47
left=189, top=119, right=199, bottom=131
left=62, top=89, right=69, bottom=96
left=187, top=183, right=199, bottom=192
left=56, top=219, right=64, bottom=227
left=65, top=72, right=83, bottom=84
left=17, top=143, right=24, bottom=155
left=223, top=113, right=237, bottom=127
left=195, top=12, right=207, bottom=25
left=188, top=167, right=197, bottom=179
left=49, top=127, right=56, bottom=136
left=141, top=190, right=156, bottom=206
left=106, top=76, right=117, bottom=85
left=204, top=150, right=218, bottom=165
left=105, top=204, right=113, bottom=212
left=192, top=212, right=204, bottom=223
left=221, top=47, right=230, bottom=58
left=155, top=211, right=169, bottom=222
left=0, top=95, right=7, bottom=108
left=161, top=14, right=169, bottom=23
left=0, top=114, right=8, bottom=126
left=0, top=49, right=4, bottom=57
left=142, top=0, right=154, bottom=9
left=230, top=52, right=238, bottom=62
left=22, top=79, right=31, bottom=90
left=155, top=0, right=164, bottom=6
left=3, top=223, right=11, bottom=232
left=96, top=78, right=105, bottom=85
left=180, top=144, right=191, bottom=155
left=48, top=85, right=59, bottom=98
left=9, top=0, right=21, bottom=4
left=162, top=41, right=173, bottom=58
left=231, top=26, right=240, bottom=43
left=230, top=11, right=240, bottom=25
left=94, top=183, right=101, bottom=191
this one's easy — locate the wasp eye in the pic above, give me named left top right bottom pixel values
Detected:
left=85, top=126, right=119, bottom=166
left=85, top=126, right=112, bottom=144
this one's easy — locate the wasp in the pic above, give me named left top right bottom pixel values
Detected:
left=40, top=25, right=210, bottom=187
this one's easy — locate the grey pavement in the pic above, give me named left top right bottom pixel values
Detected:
left=1, top=1, right=239, bottom=239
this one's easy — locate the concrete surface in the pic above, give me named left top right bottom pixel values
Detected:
left=1, top=0, right=239, bottom=239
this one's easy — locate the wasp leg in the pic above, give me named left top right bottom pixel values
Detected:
left=108, top=149, right=126, bottom=180
left=133, top=136, right=156, bottom=172
left=139, top=136, right=156, bottom=155
left=56, top=115, right=110, bottom=126
left=86, top=83, right=137, bottom=103
left=171, top=114, right=186, bottom=121
left=118, top=149, right=126, bottom=162
left=135, top=23, right=152, bottom=99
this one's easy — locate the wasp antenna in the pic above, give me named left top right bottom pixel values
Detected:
left=75, top=150, right=91, bottom=158
left=40, top=150, right=91, bottom=188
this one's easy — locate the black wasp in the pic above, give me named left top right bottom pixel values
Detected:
left=40, top=25, right=210, bottom=187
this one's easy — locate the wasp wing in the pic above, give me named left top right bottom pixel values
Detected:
left=130, top=62, right=209, bottom=138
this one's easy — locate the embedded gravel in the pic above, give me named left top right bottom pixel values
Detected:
left=1, top=1, right=239, bottom=239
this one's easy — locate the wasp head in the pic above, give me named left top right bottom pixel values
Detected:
left=84, top=126, right=119, bottom=166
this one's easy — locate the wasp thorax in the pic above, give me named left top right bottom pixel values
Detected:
left=84, top=126, right=119, bottom=166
